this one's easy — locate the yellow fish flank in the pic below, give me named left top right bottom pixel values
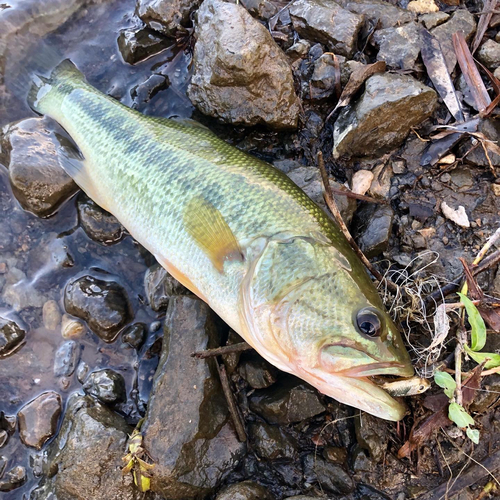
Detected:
left=29, top=60, right=414, bottom=421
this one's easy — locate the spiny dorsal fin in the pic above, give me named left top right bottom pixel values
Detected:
left=183, top=196, right=243, bottom=272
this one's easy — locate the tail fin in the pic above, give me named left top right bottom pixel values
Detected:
left=28, top=59, right=86, bottom=116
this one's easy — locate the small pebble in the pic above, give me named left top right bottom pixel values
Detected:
left=0, top=465, right=26, bottom=492
left=42, top=300, right=62, bottom=331
left=150, top=321, right=161, bottom=332
left=351, top=170, right=374, bottom=196
left=53, top=341, right=80, bottom=377
left=76, top=362, right=90, bottom=383
left=61, top=314, right=86, bottom=339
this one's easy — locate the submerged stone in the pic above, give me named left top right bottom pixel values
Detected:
left=0, top=466, right=26, bottom=492
left=144, top=264, right=189, bottom=312
left=53, top=340, right=80, bottom=377
left=0, top=316, right=25, bottom=358
left=83, top=369, right=126, bottom=405
left=117, top=24, right=170, bottom=64
left=216, top=481, right=275, bottom=500
left=249, top=421, right=297, bottom=460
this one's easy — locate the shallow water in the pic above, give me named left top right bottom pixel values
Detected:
left=0, top=0, right=194, bottom=497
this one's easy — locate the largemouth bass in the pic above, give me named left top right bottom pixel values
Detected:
left=28, top=60, right=414, bottom=421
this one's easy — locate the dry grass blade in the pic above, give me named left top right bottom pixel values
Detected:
left=421, top=29, right=464, bottom=121
left=453, top=32, right=491, bottom=112
left=472, top=0, right=499, bottom=54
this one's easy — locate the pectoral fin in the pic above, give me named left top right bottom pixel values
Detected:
left=183, top=196, right=243, bottom=272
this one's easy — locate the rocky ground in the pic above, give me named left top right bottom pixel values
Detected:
left=1, top=0, right=500, bottom=498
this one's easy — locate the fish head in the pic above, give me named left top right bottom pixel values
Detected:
left=243, top=236, right=414, bottom=421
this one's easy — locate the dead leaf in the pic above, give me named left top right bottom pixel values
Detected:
left=428, top=303, right=451, bottom=351
left=472, top=0, right=499, bottom=54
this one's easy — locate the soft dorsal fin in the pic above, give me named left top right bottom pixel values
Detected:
left=183, top=196, right=243, bottom=272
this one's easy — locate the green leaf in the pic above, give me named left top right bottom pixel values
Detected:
left=466, top=427, right=480, bottom=444
left=464, top=345, right=500, bottom=369
left=448, top=402, right=475, bottom=428
left=434, top=371, right=456, bottom=399
left=457, top=293, right=486, bottom=351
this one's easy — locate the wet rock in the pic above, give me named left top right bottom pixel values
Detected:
left=289, top=0, right=364, bottom=57
left=77, top=192, right=125, bottom=245
left=137, top=0, right=202, bottom=36
left=323, top=446, right=348, bottom=464
left=1, top=117, right=78, bottom=217
left=216, top=481, right=275, bottom=499
left=61, top=314, right=86, bottom=340
left=249, top=421, right=297, bottom=459
left=249, top=378, right=325, bottom=425
left=0, top=432, right=7, bottom=448
left=431, top=10, right=476, bottom=72
left=42, top=300, right=62, bottom=331
left=0, top=465, right=26, bottom=492
left=53, top=340, right=80, bottom=377
left=41, top=394, right=140, bottom=500
left=354, top=204, right=394, bottom=258
left=420, top=11, right=449, bottom=29
left=142, top=296, right=245, bottom=498
left=0, top=412, right=16, bottom=435
left=122, top=323, right=147, bottom=349
left=0, top=316, right=25, bottom=358
left=188, top=0, right=300, bottom=129
left=310, top=53, right=340, bottom=100
left=303, top=454, right=354, bottom=494
left=372, top=22, right=422, bottom=70
left=17, top=391, right=62, bottom=450
left=355, top=412, right=388, bottom=461
left=333, top=73, right=437, bottom=157
left=477, top=39, right=500, bottom=70
left=240, top=0, right=279, bottom=20
left=286, top=40, right=311, bottom=62
left=83, top=369, right=126, bottom=405
left=341, top=0, right=413, bottom=29
left=117, top=24, right=170, bottom=65
left=238, top=354, right=278, bottom=389
left=76, top=362, right=90, bottom=384
left=144, top=264, right=189, bottom=312
left=64, top=275, right=131, bottom=342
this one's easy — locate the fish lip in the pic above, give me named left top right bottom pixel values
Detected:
left=335, top=361, right=414, bottom=378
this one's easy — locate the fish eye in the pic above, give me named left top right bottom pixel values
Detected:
left=355, top=308, right=382, bottom=338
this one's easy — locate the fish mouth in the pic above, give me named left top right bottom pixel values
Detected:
left=335, top=361, right=414, bottom=378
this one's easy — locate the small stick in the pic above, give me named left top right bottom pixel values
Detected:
left=317, top=151, right=398, bottom=293
left=191, top=342, right=252, bottom=359
left=455, top=327, right=465, bottom=406
left=216, top=361, right=247, bottom=442
left=329, top=187, right=387, bottom=204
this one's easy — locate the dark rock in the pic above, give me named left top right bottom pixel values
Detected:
left=131, top=74, right=169, bottom=107
left=351, top=445, right=372, bottom=472
left=303, top=454, right=354, bottom=494
left=83, top=369, right=126, bottom=405
left=122, top=323, right=146, bottom=349
left=188, top=0, right=300, bottom=130
left=477, top=40, right=500, bottom=70
left=372, top=22, right=422, bottom=70
left=240, top=0, right=279, bottom=20
left=1, top=117, right=78, bottom=217
left=459, top=119, right=500, bottom=167
left=323, top=446, right=348, bottom=464
left=310, top=53, right=340, bottom=100
left=64, top=275, right=131, bottom=342
left=117, top=24, right=170, bottom=65
left=249, top=421, right=297, bottom=459
left=0, top=316, right=25, bottom=358
left=0, top=465, right=26, bottom=492
left=53, top=340, right=80, bottom=377
left=431, top=10, right=476, bottom=72
left=0, top=456, right=5, bottom=477
left=17, top=391, right=62, bottom=450
left=41, top=394, right=140, bottom=499
left=77, top=192, right=125, bottom=246
left=76, top=362, right=90, bottom=383
left=142, top=296, right=245, bottom=498
left=144, top=264, right=189, bottom=312
left=238, top=354, right=278, bottom=389
left=354, top=204, right=394, bottom=258
left=333, top=73, right=437, bottom=157
left=354, top=412, right=388, bottom=461
left=0, top=431, right=7, bottom=448
left=420, top=12, right=449, bottom=30
left=216, top=481, right=275, bottom=500
left=289, top=0, right=364, bottom=58
left=137, top=0, right=202, bottom=36
left=0, top=412, right=16, bottom=435
left=249, top=378, right=325, bottom=425
left=341, top=0, right=414, bottom=29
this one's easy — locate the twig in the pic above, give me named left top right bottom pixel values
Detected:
left=216, top=361, right=247, bottom=442
left=329, top=186, right=387, bottom=204
left=191, top=342, right=252, bottom=359
left=455, top=326, right=466, bottom=406
left=317, top=151, right=398, bottom=293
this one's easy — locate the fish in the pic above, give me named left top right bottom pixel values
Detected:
left=28, top=60, right=414, bottom=421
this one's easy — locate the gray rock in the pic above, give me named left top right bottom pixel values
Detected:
left=77, top=192, right=125, bottom=246
left=0, top=316, right=25, bottom=358
left=431, top=10, right=476, bottom=72
left=17, top=391, right=62, bottom=450
left=0, top=465, right=26, bottom=492
left=188, top=0, right=300, bottom=129
left=53, top=341, right=80, bottom=377
left=117, top=24, right=170, bottom=65
left=458, top=119, right=500, bottom=167
left=303, top=454, right=354, bottom=494
left=1, top=117, right=78, bottom=217
left=137, top=0, right=202, bottom=36
left=83, top=369, right=126, bottom=405
left=249, top=421, right=297, bottom=459
left=144, top=264, right=189, bottom=312
left=420, top=11, right=449, bottom=30
left=354, top=204, right=394, bottom=258
left=40, top=394, right=140, bottom=500
left=249, top=378, right=325, bottom=425
left=42, top=300, right=62, bottom=331
left=216, top=481, right=275, bottom=500
left=286, top=40, right=312, bottom=62
left=238, top=354, right=278, bottom=389
left=477, top=39, right=500, bottom=70
left=341, top=0, right=414, bottom=29
left=372, top=22, right=423, bottom=70
left=64, top=275, right=131, bottom=342
left=142, top=296, right=245, bottom=498
left=289, top=0, right=364, bottom=57
left=122, top=323, right=146, bottom=349
left=354, top=412, right=389, bottom=461
left=310, top=53, right=341, bottom=100
left=333, top=73, right=437, bottom=157
left=240, top=0, right=279, bottom=20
